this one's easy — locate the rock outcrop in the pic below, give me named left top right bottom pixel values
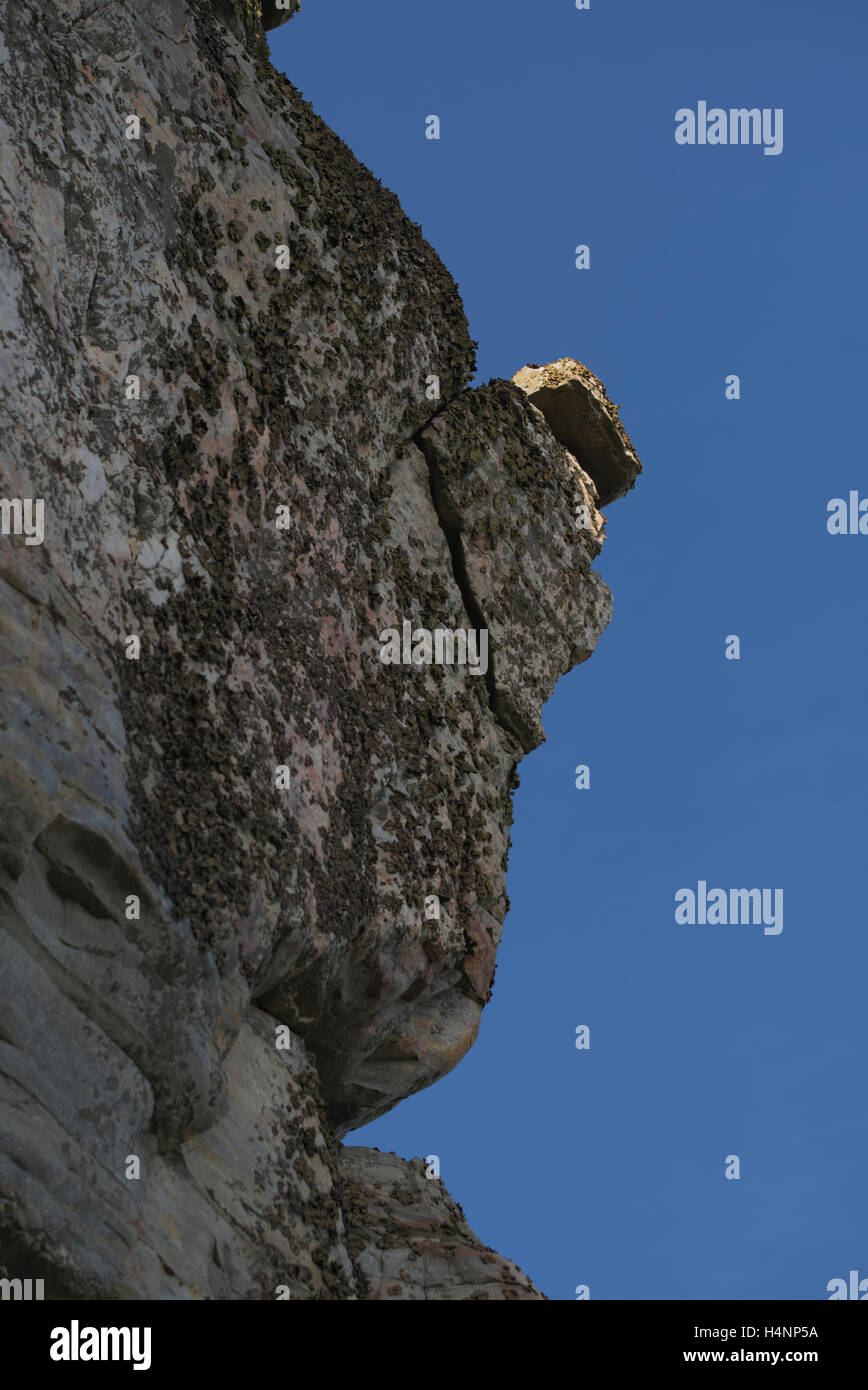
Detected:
left=0, top=0, right=640, bottom=1298
left=342, top=1149, right=543, bottom=1300
left=512, top=359, right=641, bottom=507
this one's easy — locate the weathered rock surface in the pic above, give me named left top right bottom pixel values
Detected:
left=418, top=380, right=609, bottom=753
left=342, top=1148, right=545, bottom=1300
left=0, top=0, right=639, bottom=1298
left=512, top=359, right=642, bottom=506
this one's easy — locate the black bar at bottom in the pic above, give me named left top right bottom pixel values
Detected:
left=1, top=1298, right=862, bottom=1374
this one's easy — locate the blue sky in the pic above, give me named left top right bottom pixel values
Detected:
left=269, top=0, right=867, bottom=1300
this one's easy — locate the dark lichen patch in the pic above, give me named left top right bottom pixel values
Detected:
left=0, top=0, right=563, bottom=1305
left=111, top=0, right=572, bottom=1144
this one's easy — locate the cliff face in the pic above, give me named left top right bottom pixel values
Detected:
left=0, top=0, right=640, bottom=1298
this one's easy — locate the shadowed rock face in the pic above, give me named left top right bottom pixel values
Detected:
left=512, top=359, right=642, bottom=507
left=261, top=0, right=301, bottom=29
left=0, top=0, right=639, bottom=1298
left=215, top=0, right=299, bottom=53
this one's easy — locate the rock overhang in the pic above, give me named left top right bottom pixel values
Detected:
left=262, top=0, right=300, bottom=29
left=512, top=358, right=642, bottom=507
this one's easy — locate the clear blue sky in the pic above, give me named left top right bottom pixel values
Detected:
left=270, top=0, right=868, bottom=1300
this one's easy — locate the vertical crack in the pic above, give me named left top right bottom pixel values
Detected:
left=415, top=426, right=534, bottom=752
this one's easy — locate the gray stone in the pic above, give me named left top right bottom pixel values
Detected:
left=0, top=0, right=641, bottom=1299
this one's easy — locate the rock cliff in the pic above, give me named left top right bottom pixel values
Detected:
left=0, top=0, right=640, bottom=1298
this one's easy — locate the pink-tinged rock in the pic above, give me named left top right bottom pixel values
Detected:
left=342, top=1148, right=546, bottom=1300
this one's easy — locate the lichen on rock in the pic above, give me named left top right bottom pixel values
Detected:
left=0, top=0, right=640, bottom=1298
left=513, top=358, right=642, bottom=506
